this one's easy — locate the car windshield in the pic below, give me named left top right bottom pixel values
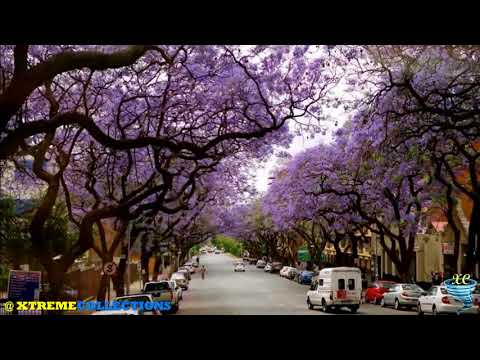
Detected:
left=379, top=282, right=395, bottom=289
left=402, top=284, right=423, bottom=291
left=172, top=273, right=185, bottom=279
left=144, top=282, right=170, bottom=292
left=116, top=296, right=151, bottom=303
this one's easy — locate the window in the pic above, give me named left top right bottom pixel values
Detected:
left=338, top=279, right=345, bottom=290
left=348, top=279, right=355, bottom=290
left=402, top=284, right=423, bottom=292
left=144, top=282, right=170, bottom=292
left=319, top=279, right=324, bottom=286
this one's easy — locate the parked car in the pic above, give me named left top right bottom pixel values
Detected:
left=143, top=281, right=181, bottom=313
left=169, top=280, right=183, bottom=301
left=264, top=263, right=272, bottom=272
left=270, top=262, right=283, bottom=273
left=280, top=266, right=292, bottom=277
left=178, top=267, right=191, bottom=281
left=297, top=271, right=316, bottom=285
left=256, top=260, right=266, bottom=268
left=381, top=283, right=425, bottom=310
left=215, top=250, right=221, bottom=254
left=171, top=272, right=189, bottom=291
left=287, top=267, right=299, bottom=280
left=234, top=263, right=246, bottom=272
left=417, top=285, right=480, bottom=315
left=364, top=280, right=397, bottom=304
left=92, top=294, right=160, bottom=315
left=306, top=267, right=362, bottom=313
left=184, top=263, right=195, bottom=273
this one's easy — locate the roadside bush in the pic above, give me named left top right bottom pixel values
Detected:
left=213, top=235, right=243, bottom=257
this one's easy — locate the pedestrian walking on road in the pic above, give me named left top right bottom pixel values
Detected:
left=201, top=265, right=207, bottom=280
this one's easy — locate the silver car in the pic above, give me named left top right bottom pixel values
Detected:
left=381, top=283, right=425, bottom=310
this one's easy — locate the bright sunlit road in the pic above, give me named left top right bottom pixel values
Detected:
left=178, top=253, right=415, bottom=315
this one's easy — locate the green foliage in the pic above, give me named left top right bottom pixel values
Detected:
left=0, top=195, right=76, bottom=269
left=190, top=244, right=201, bottom=256
left=213, top=234, right=244, bottom=257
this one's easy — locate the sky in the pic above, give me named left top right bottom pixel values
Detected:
left=253, top=105, right=349, bottom=193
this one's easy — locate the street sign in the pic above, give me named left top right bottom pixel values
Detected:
left=7, top=270, right=41, bottom=301
left=103, top=262, right=117, bottom=276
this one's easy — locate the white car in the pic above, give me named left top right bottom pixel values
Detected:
left=183, top=263, right=195, bottom=274
left=417, top=285, right=480, bottom=315
left=280, top=266, right=296, bottom=278
left=171, top=272, right=189, bottom=290
left=256, top=260, right=266, bottom=268
left=264, top=263, right=272, bottom=272
left=178, top=268, right=191, bottom=281
left=234, top=263, right=246, bottom=272
left=169, top=280, right=183, bottom=301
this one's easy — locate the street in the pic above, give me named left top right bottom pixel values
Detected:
left=178, top=253, right=416, bottom=315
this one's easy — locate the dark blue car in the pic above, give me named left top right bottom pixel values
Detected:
left=297, top=271, right=317, bottom=285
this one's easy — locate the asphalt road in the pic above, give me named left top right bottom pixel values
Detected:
left=178, top=253, right=415, bottom=315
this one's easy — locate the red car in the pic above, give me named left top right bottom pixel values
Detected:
left=365, top=281, right=397, bottom=304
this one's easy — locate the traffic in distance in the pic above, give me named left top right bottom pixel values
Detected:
left=86, top=245, right=480, bottom=315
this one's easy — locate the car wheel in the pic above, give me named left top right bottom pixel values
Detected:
left=432, top=305, right=438, bottom=315
left=307, top=298, right=314, bottom=310
left=417, top=302, right=423, bottom=316
left=375, top=297, right=381, bottom=305
left=394, top=299, right=400, bottom=310
left=350, top=305, right=359, bottom=314
left=380, top=297, right=386, bottom=307
left=321, top=299, right=328, bottom=312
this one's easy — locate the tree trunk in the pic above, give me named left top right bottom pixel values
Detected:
left=141, top=252, right=150, bottom=284
left=466, top=200, right=480, bottom=274
left=445, top=184, right=461, bottom=274
left=97, top=273, right=109, bottom=301
left=42, top=264, right=69, bottom=314
left=349, top=236, right=358, bottom=267
left=112, top=243, right=128, bottom=297
left=45, top=265, right=66, bottom=301
left=153, top=255, right=162, bottom=281
left=396, top=262, right=414, bottom=283
left=333, top=242, right=344, bottom=266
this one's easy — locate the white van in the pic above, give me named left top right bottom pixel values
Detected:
left=306, top=267, right=362, bottom=313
